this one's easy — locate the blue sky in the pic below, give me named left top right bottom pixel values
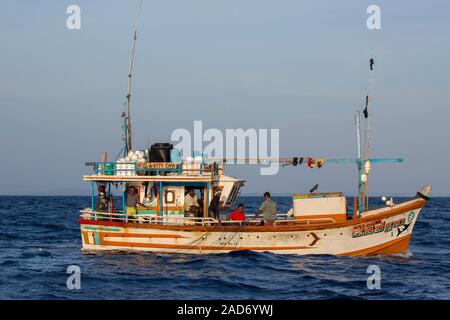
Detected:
left=1, top=0, right=449, bottom=196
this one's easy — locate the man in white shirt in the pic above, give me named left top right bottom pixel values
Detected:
left=184, top=189, right=200, bottom=216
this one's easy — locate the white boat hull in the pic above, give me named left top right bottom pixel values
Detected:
left=79, top=198, right=425, bottom=256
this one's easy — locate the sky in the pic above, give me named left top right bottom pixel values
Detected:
left=0, top=0, right=449, bottom=196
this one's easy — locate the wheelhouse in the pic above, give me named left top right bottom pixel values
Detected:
left=81, top=147, right=245, bottom=226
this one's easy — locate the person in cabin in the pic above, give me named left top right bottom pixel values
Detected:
left=125, top=186, right=141, bottom=220
left=184, top=188, right=200, bottom=216
left=96, top=184, right=109, bottom=212
left=208, top=189, right=222, bottom=221
left=255, top=192, right=277, bottom=226
left=228, top=203, right=246, bottom=223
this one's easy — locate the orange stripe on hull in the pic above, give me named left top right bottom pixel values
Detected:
left=87, top=232, right=411, bottom=255
left=340, top=235, right=411, bottom=256
left=100, top=232, right=187, bottom=239
left=81, top=231, right=89, bottom=244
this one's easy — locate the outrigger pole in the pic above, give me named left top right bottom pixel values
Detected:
left=124, top=0, right=143, bottom=154
left=205, top=157, right=401, bottom=166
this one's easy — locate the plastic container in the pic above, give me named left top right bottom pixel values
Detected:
left=104, top=163, right=115, bottom=176
left=148, top=143, right=173, bottom=162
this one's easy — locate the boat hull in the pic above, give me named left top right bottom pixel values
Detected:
left=79, top=198, right=425, bottom=256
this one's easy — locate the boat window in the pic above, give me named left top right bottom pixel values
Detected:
left=165, top=190, right=175, bottom=203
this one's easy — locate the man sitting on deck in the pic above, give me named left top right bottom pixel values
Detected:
left=228, top=204, right=246, bottom=223
left=184, top=189, right=200, bottom=217
left=255, top=192, right=277, bottom=226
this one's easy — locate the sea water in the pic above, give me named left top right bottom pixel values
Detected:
left=0, top=196, right=449, bottom=299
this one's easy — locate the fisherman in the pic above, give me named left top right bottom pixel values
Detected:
left=126, top=185, right=141, bottom=221
left=255, top=192, right=277, bottom=226
left=228, top=203, right=246, bottom=223
left=96, top=184, right=109, bottom=212
left=184, top=188, right=200, bottom=217
left=208, top=189, right=222, bottom=221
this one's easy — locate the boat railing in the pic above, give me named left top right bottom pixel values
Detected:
left=295, top=217, right=336, bottom=224
left=80, top=209, right=224, bottom=226
left=219, top=220, right=254, bottom=226
left=273, top=219, right=297, bottom=226
left=80, top=209, right=336, bottom=227
left=80, top=209, right=126, bottom=221
left=80, top=209, right=282, bottom=226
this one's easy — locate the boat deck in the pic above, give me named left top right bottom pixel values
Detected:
left=79, top=198, right=425, bottom=232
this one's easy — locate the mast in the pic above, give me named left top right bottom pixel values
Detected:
left=125, top=0, right=143, bottom=154
left=355, top=111, right=363, bottom=215
left=361, top=58, right=374, bottom=210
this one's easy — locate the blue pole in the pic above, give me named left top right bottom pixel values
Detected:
left=206, top=182, right=210, bottom=222
left=159, top=181, right=163, bottom=225
left=91, top=181, right=95, bottom=220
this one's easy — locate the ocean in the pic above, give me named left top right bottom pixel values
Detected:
left=0, top=196, right=449, bottom=300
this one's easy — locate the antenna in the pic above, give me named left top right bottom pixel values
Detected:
left=125, top=0, right=143, bottom=154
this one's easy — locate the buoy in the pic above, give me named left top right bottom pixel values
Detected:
left=364, top=160, right=371, bottom=174
left=361, top=174, right=368, bottom=183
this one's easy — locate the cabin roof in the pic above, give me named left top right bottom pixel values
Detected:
left=83, top=175, right=214, bottom=183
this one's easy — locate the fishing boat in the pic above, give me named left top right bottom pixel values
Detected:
left=79, top=152, right=430, bottom=256
left=78, top=5, right=431, bottom=256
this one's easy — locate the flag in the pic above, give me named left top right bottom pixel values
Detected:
left=370, top=58, right=374, bottom=70
left=363, top=106, right=369, bottom=118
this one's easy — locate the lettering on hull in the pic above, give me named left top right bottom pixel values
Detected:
left=352, top=211, right=416, bottom=238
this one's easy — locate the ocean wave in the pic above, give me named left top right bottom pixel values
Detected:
left=0, top=196, right=449, bottom=299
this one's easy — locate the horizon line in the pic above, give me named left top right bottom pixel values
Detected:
left=0, top=193, right=448, bottom=197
